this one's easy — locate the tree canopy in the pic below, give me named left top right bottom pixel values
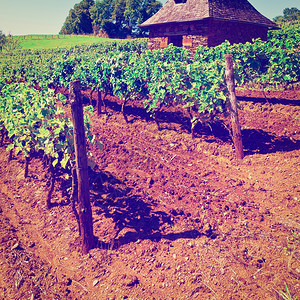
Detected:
left=274, top=7, right=300, bottom=24
left=0, top=31, right=6, bottom=51
left=0, top=31, right=21, bottom=52
left=60, top=0, right=95, bottom=35
left=60, top=0, right=162, bottom=38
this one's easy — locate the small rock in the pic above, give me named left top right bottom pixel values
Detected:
left=28, top=242, right=35, bottom=248
left=187, top=241, right=193, bottom=248
left=11, top=242, right=23, bottom=250
left=203, top=223, right=212, bottom=236
left=93, top=279, right=99, bottom=287
left=146, top=177, right=154, bottom=187
left=150, top=245, right=157, bottom=252
left=124, top=275, right=139, bottom=287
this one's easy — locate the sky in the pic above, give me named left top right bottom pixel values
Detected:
left=0, top=0, right=299, bottom=36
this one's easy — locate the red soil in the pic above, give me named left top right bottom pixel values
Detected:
left=0, top=88, right=299, bottom=299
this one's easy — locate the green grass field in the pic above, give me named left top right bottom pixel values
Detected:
left=16, top=34, right=120, bottom=49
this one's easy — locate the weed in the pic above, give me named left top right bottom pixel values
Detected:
left=283, top=230, right=300, bottom=256
left=278, top=282, right=297, bottom=300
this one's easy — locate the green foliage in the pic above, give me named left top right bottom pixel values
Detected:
left=0, top=83, right=67, bottom=161
left=278, top=282, right=297, bottom=300
left=0, top=30, right=6, bottom=52
left=283, top=230, right=300, bottom=256
left=109, top=51, right=148, bottom=102
left=0, top=39, right=148, bottom=88
left=142, top=46, right=191, bottom=113
left=87, top=0, right=161, bottom=38
left=136, top=0, right=162, bottom=37
left=194, top=23, right=300, bottom=88
left=17, top=35, right=119, bottom=50
left=90, top=44, right=227, bottom=129
left=268, top=22, right=300, bottom=49
left=274, top=7, right=300, bottom=24
left=0, top=33, right=21, bottom=52
left=0, top=82, right=98, bottom=172
left=90, top=0, right=114, bottom=35
left=0, top=25, right=299, bottom=139
left=50, top=56, right=79, bottom=88
left=60, top=0, right=95, bottom=35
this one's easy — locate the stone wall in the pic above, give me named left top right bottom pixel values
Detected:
left=147, top=19, right=269, bottom=51
left=182, top=35, right=208, bottom=52
left=148, top=20, right=210, bottom=51
left=148, top=36, right=169, bottom=50
left=148, top=34, right=208, bottom=52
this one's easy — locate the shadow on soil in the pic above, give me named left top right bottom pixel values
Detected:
left=242, top=129, right=300, bottom=155
left=99, top=96, right=300, bottom=155
left=237, top=96, right=300, bottom=106
left=98, top=96, right=232, bottom=141
left=89, top=169, right=205, bottom=250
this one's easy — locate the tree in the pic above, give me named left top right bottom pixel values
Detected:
left=283, top=7, right=300, bottom=21
left=89, top=0, right=162, bottom=38
left=0, top=32, right=21, bottom=52
left=274, top=7, right=300, bottom=24
left=61, top=0, right=162, bottom=37
left=0, top=31, right=6, bottom=51
left=112, top=0, right=128, bottom=37
left=135, top=0, right=163, bottom=37
left=89, top=0, right=114, bottom=35
left=60, top=0, right=95, bottom=34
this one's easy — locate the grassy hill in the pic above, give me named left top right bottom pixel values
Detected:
left=16, top=34, right=120, bottom=50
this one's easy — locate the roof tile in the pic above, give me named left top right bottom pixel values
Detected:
left=140, top=0, right=277, bottom=28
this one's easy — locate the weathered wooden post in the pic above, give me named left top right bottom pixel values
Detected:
left=97, top=86, right=102, bottom=116
left=225, top=54, right=244, bottom=160
left=69, top=80, right=95, bottom=254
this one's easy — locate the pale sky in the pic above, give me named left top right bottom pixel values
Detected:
left=0, top=0, right=299, bottom=36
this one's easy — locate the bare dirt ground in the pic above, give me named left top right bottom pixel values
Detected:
left=0, top=88, right=299, bottom=299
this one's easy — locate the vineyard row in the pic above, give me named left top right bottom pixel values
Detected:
left=0, top=24, right=299, bottom=179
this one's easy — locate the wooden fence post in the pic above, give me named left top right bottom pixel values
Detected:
left=97, top=87, right=102, bottom=116
left=225, top=54, right=244, bottom=160
left=69, top=80, right=95, bottom=254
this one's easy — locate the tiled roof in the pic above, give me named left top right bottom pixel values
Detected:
left=140, top=0, right=278, bottom=28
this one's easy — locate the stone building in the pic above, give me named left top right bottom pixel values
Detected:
left=139, top=0, right=278, bottom=51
